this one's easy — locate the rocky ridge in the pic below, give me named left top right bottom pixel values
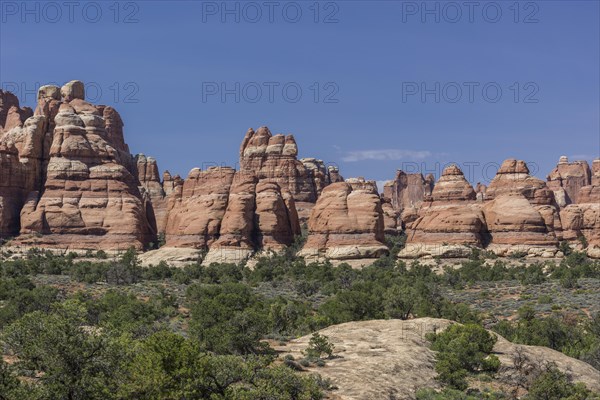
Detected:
left=399, top=157, right=600, bottom=259
left=1, top=83, right=599, bottom=263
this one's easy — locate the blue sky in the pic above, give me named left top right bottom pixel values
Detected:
left=1, top=0, right=599, bottom=187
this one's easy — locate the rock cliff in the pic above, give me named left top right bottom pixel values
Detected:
left=298, top=178, right=388, bottom=266
left=400, top=160, right=566, bottom=258
left=16, top=81, right=153, bottom=249
left=2, top=82, right=152, bottom=250
left=1, top=82, right=598, bottom=262
left=399, top=165, right=486, bottom=258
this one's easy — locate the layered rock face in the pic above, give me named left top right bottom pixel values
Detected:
left=483, top=194, right=559, bottom=255
left=482, top=159, right=561, bottom=256
left=485, top=159, right=555, bottom=203
left=202, top=175, right=301, bottom=264
left=401, top=160, right=567, bottom=258
left=381, top=199, right=400, bottom=234
left=0, top=91, right=39, bottom=237
left=15, top=81, right=152, bottom=250
left=560, top=159, right=600, bottom=257
left=240, top=127, right=342, bottom=222
left=164, top=167, right=236, bottom=248
left=164, top=167, right=301, bottom=264
left=136, top=154, right=168, bottom=235
left=300, top=158, right=343, bottom=195
left=400, top=165, right=487, bottom=258
left=0, top=90, right=33, bottom=133
left=160, top=126, right=336, bottom=264
left=383, top=170, right=434, bottom=220
left=547, top=156, right=591, bottom=206
left=299, top=178, right=388, bottom=265
left=3, top=81, right=597, bottom=261
left=202, top=171, right=258, bottom=264
left=382, top=171, right=434, bottom=234
left=240, top=127, right=314, bottom=201
left=1, top=109, right=337, bottom=259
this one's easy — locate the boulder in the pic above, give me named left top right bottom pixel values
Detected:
left=60, top=80, right=85, bottom=102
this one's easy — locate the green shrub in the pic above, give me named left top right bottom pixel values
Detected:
left=304, top=333, right=335, bottom=360
left=187, top=283, right=271, bottom=354
left=538, top=295, right=553, bottom=305
left=493, top=308, right=598, bottom=361
left=416, top=388, right=506, bottom=399
left=96, top=250, right=108, bottom=259
left=526, top=364, right=596, bottom=400
left=426, top=324, right=500, bottom=390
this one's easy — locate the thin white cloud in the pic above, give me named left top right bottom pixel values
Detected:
left=341, top=149, right=432, bottom=162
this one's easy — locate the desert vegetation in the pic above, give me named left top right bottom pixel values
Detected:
left=1, top=246, right=599, bottom=398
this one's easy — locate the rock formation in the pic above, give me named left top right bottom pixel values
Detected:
left=200, top=172, right=301, bottom=265
left=1, top=83, right=153, bottom=250
left=381, top=198, right=400, bottom=234
left=164, top=167, right=236, bottom=249
left=0, top=97, right=346, bottom=261
left=400, top=165, right=487, bottom=258
left=240, top=127, right=314, bottom=201
left=485, top=160, right=552, bottom=203
left=239, top=127, right=342, bottom=222
left=400, top=160, right=570, bottom=258
left=14, top=81, right=153, bottom=250
left=159, top=126, right=334, bottom=264
left=300, top=158, right=343, bottom=196
left=2, top=81, right=598, bottom=261
left=275, top=318, right=600, bottom=400
left=559, top=159, right=600, bottom=257
left=136, top=154, right=168, bottom=235
left=0, top=90, right=38, bottom=238
left=0, top=90, right=33, bottom=133
left=298, top=178, right=388, bottom=266
left=383, top=170, right=433, bottom=212
left=547, top=156, right=591, bottom=206
left=475, top=182, right=487, bottom=202
left=254, top=181, right=301, bottom=249
left=483, top=159, right=561, bottom=257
